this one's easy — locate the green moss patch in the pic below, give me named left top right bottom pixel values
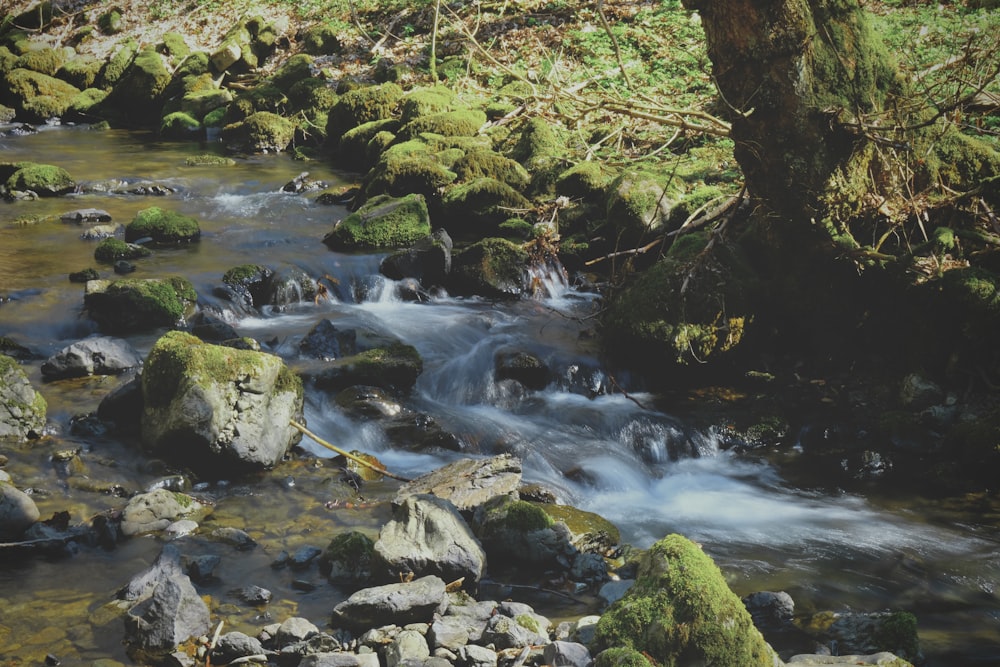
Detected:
left=125, top=206, right=201, bottom=245
left=94, top=238, right=152, bottom=262
left=323, top=193, right=431, bottom=251
left=4, top=161, right=75, bottom=196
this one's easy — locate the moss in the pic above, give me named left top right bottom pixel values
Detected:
left=97, top=38, right=138, bottom=90
left=222, top=111, right=295, bottom=153
left=319, top=530, right=375, bottom=581
left=338, top=118, right=402, bottom=166
left=94, top=238, right=152, bottom=262
left=159, top=111, right=201, bottom=139
left=113, top=47, right=171, bottom=118
left=4, top=68, right=81, bottom=120
left=0, top=46, right=17, bottom=75
left=541, top=504, right=621, bottom=548
left=325, top=82, right=403, bottom=141
left=157, top=32, right=190, bottom=62
left=454, top=149, right=531, bottom=189
left=922, top=128, right=1000, bottom=190
left=327, top=342, right=424, bottom=392
left=874, top=611, right=919, bottom=660
left=400, top=85, right=457, bottom=123
left=14, top=47, right=65, bottom=75
left=593, top=648, right=652, bottom=667
left=360, top=142, right=457, bottom=201
left=667, top=231, right=710, bottom=262
left=97, top=8, right=123, bottom=35
left=441, top=177, right=531, bottom=237
left=0, top=353, right=47, bottom=437
left=398, top=109, right=487, bottom=141
left=556, top=162, right=616, bottom=201
left=592, top=534, right=772, bottom=667
left=512, top=116, right=566, bottom=171
left=180, top=88, right=232, bottom=120
left=323, top=193, right=431, bottom=250
left=302, top=23, right=341, bottom=56
left=515, top=614, right=542, bottom=634
left=223, top=264, right=271, bottom=287
left=287, top=77, right=337, bottom=112
left=449, top=237, right=530, bottom=299
left=268, top=53, right=314, bottom=93
left=125, top=206, right=201, bottom=245
left=490, top=499, right=554, bottom=533
left=57, top=57, right=101, bottom=89
left=69, top=268, right=99, bottom=283
left=202, top=106, right=226, bottom=128
left=5, top=161, right=75, bottom=196
left=85, top=277, right=197, bottom=333
left=186, top=154, right=235, bottom=167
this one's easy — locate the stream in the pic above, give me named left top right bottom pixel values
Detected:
left=1, top=124, right=998, bottom=665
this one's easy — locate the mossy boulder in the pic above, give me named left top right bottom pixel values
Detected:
left=400, top=85, right=457, bottom=123
left=310, top=341, right=424, bottom=394
left=2, top=68, right=81, bottom=121
left=179, top=88, right=232, bottom=120
left=441, top=177, right=531, bottom=238
left=157, top=32, right=190, bottom=63
left=448, top=237, right=528, bottom=299
left=96, top=38, right=138, bottom=90
left=454, top=149, right=531, bottom=189
left=398, top=109, right=487, bottom=142
left=140, top=331, right=304, bottom=476
left=601, top=234, right=757, bottom=375
left=159, top=111, right=201, bottom=139
left=3, top=161, right=75, bottom=196
left=268, top=53, right=314, bottom=93
left=66, top=87, right=107, bottom=119
left=512, top=116, right=567, bottom=171
left=319, top=531, right=375, bottom=583
left=556, top=162, right=617, bottom=202
left=795, top=610, right=919, bottom=663
left=56, top=56, right=102, bottom=90
left=222, top=111, right=295, bottom=153
left=338, top=118, right=402, bottom=169
left=13, top=46, right=66, bottom=75
left=94, top=238, right=152, bottom=262
left=109, top=47, right=171, bottom=125
left=323, top=193, right=431, bottom=251
left=0, top=354, right=47, bottom=441
left=125, top=206, right=201, bottom=245
left=325, top=82, right=403, bottom=142
left=301, top=23, right=342, bottom=56
left=97, top=8, right=123, bottom=35
left=591, top=534, right=774, bottom=667
left=473, top=495, right=577, bottom=572
left=360, top=140, right=457, bottom=202
left=83, top=277, right=197, bottom=333
left=606, top=170, right=682, bottom=245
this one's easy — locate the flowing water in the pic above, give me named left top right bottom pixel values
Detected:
left=1, top=125, right=999, bottom=665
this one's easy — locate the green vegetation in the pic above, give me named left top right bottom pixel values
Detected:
left=323, top=193, right=431, bottom=250
left=94, top=238, right=152, bottom=262
left=125, top=206, right=201, bottom=244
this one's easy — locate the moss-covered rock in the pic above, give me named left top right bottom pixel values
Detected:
left=606, top=170, right=682, bottom=245
left=360, top=140, right=457, bottom=202
left=3, top=161, right=75, bottom=196
left=593, top=647, right=653, bottom=667
left=556, top=162, right=617, bottom=202
left=140, top=331, right=304, bottom=475
left=94, top=238, right=152, bottom=262
left=325, top=82, right=402, bottom=142
left=311, top=341, right=424, bottom=394
left=84, top=277, right=197, bottom=333
left=96, top=37, right=138, bottom=89
left=454, top=149, right=531, bottom=189
left=2, top=67, right=81, bottom=121
left=400, top=85, right=457, bottom=123
left=108, top=47, right=171, bottom=125
left=600, top=234, right=757, bottom=374
left=125, top=206, right=201, bottom=245
left=591, top=534, right=774, bottom=667
left=0, top=353, right=47, bottom=441
left=56, top=56, right=102, bottom=90
left=323, top=193, right=431, bottom=251
left=179, top=87, right=232, bottom=121
left=473, top=495, right=582, bottom=573
left=319, top=531, right=375, bottom=583
left=159, top=111, right=201, bottom=139
left=157, top=32, right=190, bottom=63
left=398, top=109, right=487, bottom=142
left=441, top=177, right=531, bottom=238
left=14, top=46, right=66, bottom=75
left=97, top=8, right=123, bottom=35
left=338, top=118, right=402, bottom=169
left=66, top=87, right=107, bottom=119
left=0, top=46, right=17, bottom=75
left=222, top=111, right=295, bottom=153
left=448, top=237, right=528, bottom=299
left=512, top=116, right=567, bottom=171
left=301, top=23, right=342, bottom=56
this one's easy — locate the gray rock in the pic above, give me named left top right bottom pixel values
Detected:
left=380, top=229, right=453, bottom=288
left=428, top=616, right=471, bottom=651
left=164, top=519, right=198, bottom=539
left=61, top=208, right=112, bottom=223
left=439, top=596, right=497, bottom=644
left=274, top=616, right=320, bottom=646
left=375, top=494, right=486, bottom=586
left=597, top=580, right=633, bottom=608
left=743, top=590, right=795, bottom=633
left=300, top=319, right=358, bottom=360
left=332, top=575, right=448, bottom=631
left=543, top=641, right=592, bottom=667
left=140, top=331, right=304, bottom=475
left=212, top=631, right=264, bottom=663
left=457, top=644, right=498, bottom=667
left=210, top=526, right=257, bottom=550
left=395, top=454, right=521, bottom=511
left=480, top=612, right=549, bottom=650
left=186, top=554, right=221, bottom=583
left=83, top=278, right=197, bottom=333
left=386, top=629, right=430, bottom=667
left=240, top=585, right=272, bottom=605
left=0, top=354, right=47, bottom=440
left=567, top=616, right=600, bottom=646
left=0, top=481, right=40, bottom=536
left=120, top=488, right=203, bottom=537
left=280, top=633, right=344, bottom=658
left=122, top=545, right=211, bottom=654
left=497, top=602, right=550, bottom=638
left=300, top=654, right=372, bottom=667
left=319, top=531, right=375, bottom=584
left=787, top=653, right=913, bottom=665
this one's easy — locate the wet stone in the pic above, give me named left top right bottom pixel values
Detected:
left=239, top=584, right=272, bottom=605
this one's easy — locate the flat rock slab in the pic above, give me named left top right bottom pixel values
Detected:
left=395, top=454, right=521, bottom=511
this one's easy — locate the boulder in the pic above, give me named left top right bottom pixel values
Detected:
left=109, top=48, right=172, bottom=125
left=787, top=653, right=913, bottom=666
left=474, top=495, right=577, bottom=573
left=323, top=193, right=432, bottom=251
left=3, top=161, right=76, bottom=196
left=0, top=354, right=47, bottom=440
left=140, top=331, right=304, bottom=475
left=795, top=610, right=920, bottom=664
left=395, top=454, right=521, bottom=511
left=222, top=111, right=295, bottom=153
left=308, top=341, right=423, bottom=394
left=331, top=575, right=448, bottom=631
left=2, top=68, right=81, bottom=122
left=0, top=480, right=40, bottom=537
left=494, top=350, right=549, bottom=390
left=299, top=319, right=358, bottom=361
left=440, top=178, right=531, bottom=239
left=318, top=530, right=375, bottom=583
left=325, top=82, right=403, bottom=142
left=448, top=237, right=529, bottom=299
left=591, top=534, right=774, bottom=666
left=358, top=140, right=457, bottom=202
left=124, top=206, right=201, bottom=245
left=94, top=238, right=152, bottom=263
left=605, top=170, right=680, bottom=244
left=120, top=488, right=204, bottom=537
left=220, top=263, right=273, bottom=312
left=122, top=544, right=212, bottom=656
left=374, top=494, right=487, bottom=586
left=41, top=335, right=142, bottom=380
left=84, top=277, right=197, bottom=333
left=380, top=229, right=453, bottom=288
left=212, top=632, right=265, bottom=664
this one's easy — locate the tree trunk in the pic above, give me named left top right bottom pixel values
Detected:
left=680, top=0, right=905, bottom=230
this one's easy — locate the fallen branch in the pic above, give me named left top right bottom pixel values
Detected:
left=290, top=420, right=413, bottom=482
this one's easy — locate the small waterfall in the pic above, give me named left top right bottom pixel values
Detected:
left=526, top=257, right=570, bottom=300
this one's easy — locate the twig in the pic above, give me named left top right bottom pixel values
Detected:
left=596, top=0, right=633, bottom=92
left=290, top=420, right=413, bottom=482
left=206, top=620, right=224, bottom=667
left=608, top=375, right=650, bottom=411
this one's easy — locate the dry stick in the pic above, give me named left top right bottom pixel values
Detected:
left=596, top=0, right=633, bottom=91
left=289, top=420, right=413, bottom=482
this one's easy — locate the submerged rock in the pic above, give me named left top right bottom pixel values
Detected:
left=120, top=488, right=204, bottom=537
left=140, top=331, right=304, bottom=475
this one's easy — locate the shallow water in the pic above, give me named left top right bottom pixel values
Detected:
left=1, top=125, right=999, bottom=665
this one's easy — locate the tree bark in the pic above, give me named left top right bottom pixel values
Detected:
left=681, top=0, right=904, bottom=228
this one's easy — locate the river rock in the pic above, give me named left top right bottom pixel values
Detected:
left=61, top=208, right=112, bottom=223
left=380, top=229, right=453, bottom=288
left=0, top=354, right=47, bottom=440
left=332, top=575, right=449, bottom=630
left=300, top=319, right=358, bottom=360
left=374, top=494, right=486, bottom=586
left=125, top=545, right=211, bottom=654
left=324, top=193, right=432, bottom=251
left=447, top=238, right=528, bottom=299
left=2, top=159, right=76, bottom=196
left=0, top=480, right=41, bottom=537
left=543, top=641, right=592, bottom=667
left=140, top=331, right=304, bottom=475
left=97, top=375, right=144, bottom=433
left=474, top=495, right=577, bottom=572
left=395, top=454, right=521, bottom=511
left=274, top=616, right=320, bottom=646
left=119, top=543, right=185, bottom=601
left=260, top=266, right=319, bottom=306
left=125, top=206, right=201, bottom=245
left=787, top=654, right=913, bottom=666
left=385, top=629, right=430, bottom=667
left=796, top=610, right=920, bottom=663
left=308, top=341, right=423, bottom=394
left=84, top=277, right=198, bottom=333
left=481, top=611, right=549, bottom=651
left=319, top=531, right=375, bottom=583
left=41, top=335, right=143, bottom=379
left=120, top=488, right=204, bottom=536
left=212, top=632, right=264, bottom=664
